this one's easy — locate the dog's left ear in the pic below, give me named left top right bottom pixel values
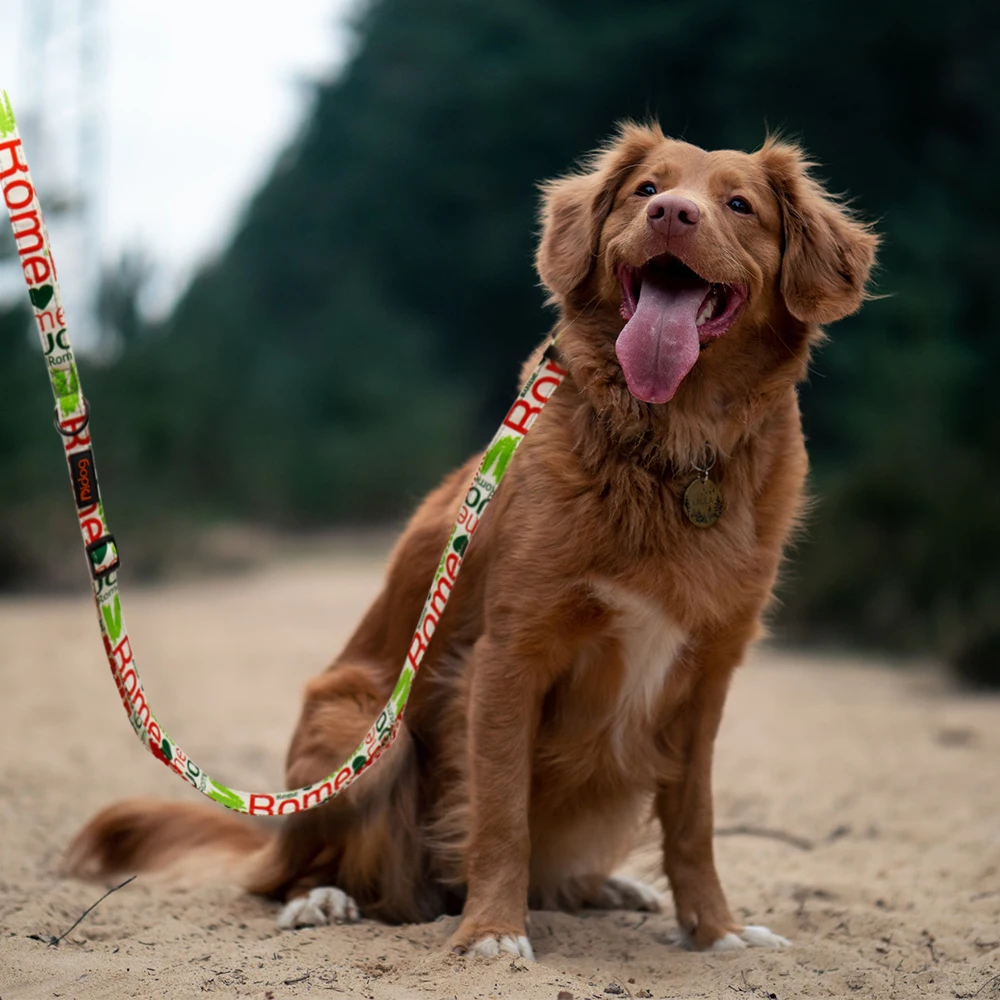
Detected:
left=536, top=122, right=663, bottom=300
left=762, top=140, right=879, bottom=324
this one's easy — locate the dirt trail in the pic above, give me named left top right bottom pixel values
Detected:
left=1, top=552, right=998, bottom=999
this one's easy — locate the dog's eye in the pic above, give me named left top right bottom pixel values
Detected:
left=727, top=196, right=753, bottom=215
left=635, top=182, right=657, bottom=197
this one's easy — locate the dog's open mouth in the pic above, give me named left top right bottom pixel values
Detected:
left=615, top=255, right=748, bottom=404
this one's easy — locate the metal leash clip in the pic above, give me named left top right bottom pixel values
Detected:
left=53, top=397, right=91, bottom=436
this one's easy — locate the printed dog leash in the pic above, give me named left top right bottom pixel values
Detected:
left=0, top=90, right=567, bottom=815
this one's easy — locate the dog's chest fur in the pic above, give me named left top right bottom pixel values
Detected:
left=590, top=579, right=687, bottom=728
left=535, top=579, right=687, bottom=787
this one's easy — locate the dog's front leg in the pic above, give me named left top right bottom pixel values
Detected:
left=449, top=634, right=540, bottom=960
left=656, top=662, right=738, bottom=949
left=656, top=647, right=790, bottom=952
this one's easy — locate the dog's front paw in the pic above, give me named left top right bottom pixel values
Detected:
left=276, top=886, right=361, bottom=929
left=450, top=923, right=534, bottom=960
left=707, top=925, right=791, bottom=951
left=467, top=934, right=535, bottom=960
left=669, top=923, right=791, bottom=951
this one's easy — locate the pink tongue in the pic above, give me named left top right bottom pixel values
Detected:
left=615, top=277, right=707, bottom=403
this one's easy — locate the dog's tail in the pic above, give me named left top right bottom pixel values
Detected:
left=62, top=799, right=285, bottom=890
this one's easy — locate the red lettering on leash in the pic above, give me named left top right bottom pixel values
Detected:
left=428, top=575, right=452, bottom=620
left=502, top=398, right=540, bottom=436
left=10, top=209, right=43, bottom=255
left=457, top=506, right=479, bottom=535
left=109, top=636, right=134, bottom=675
left=22, top=254, right=50, bottom=284
left=78, top=505, right=104, bottom=544
left=0, top=138, right=30, bottom=181
left=530, top=373, right=562, bottom=406
left=407, top=631, right=426, bottom=670
left=3, top=178, right=33, bottom=211
left=60, top=412, right=91, bottom=451
left=422, top=614, right=436, bottom=646
left=503, top=359, right=566, bottom=434
left=169, top=744, right=187, bottom=775
left=119, top=669, right=151, bottom=727
left=303, top=782, right=333, bottom=809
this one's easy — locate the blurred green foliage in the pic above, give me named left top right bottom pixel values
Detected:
left=2, top=0, right=999, bottom=673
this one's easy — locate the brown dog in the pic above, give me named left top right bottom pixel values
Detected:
left=65, top=122, right=877, bottom=959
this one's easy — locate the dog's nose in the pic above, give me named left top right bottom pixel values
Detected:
left=647, top=193, right=701, bottom=231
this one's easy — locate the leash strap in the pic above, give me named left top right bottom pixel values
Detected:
left=0, top=90, right=567, bottom=815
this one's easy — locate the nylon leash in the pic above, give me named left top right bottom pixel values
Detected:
left=0, top=90, right=567, bottom=815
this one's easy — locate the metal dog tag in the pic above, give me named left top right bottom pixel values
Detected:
left=683, top=477, right=724, bottom=527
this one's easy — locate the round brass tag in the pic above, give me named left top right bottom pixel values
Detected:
left=683, top=478, right=724, bottom=527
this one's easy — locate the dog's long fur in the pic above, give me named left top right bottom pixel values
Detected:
left=65, top=123, right=877, bottom=953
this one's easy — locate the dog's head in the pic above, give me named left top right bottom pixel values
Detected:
left=536, top=123, right=878, bottom=405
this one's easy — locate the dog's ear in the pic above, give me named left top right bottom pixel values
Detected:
left=536, top=122, right=663, bottom=299
left=762, top=139, right=879, bottom=324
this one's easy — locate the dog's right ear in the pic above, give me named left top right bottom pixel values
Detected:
left=536, top=123, right=662, bottom=300
left=761, top=138, right=879, bottom=324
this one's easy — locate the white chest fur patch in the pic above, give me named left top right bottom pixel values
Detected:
left=591, top=580, right=687, bottom=726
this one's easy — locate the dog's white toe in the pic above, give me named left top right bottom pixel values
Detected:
left=739, top=924, right=791, bottom=948
left=467, top=934, right=535, bottom=960
left=709, top=931, right=747, bottom=952
left=707, top=925, right=791, bottom=951
left=277, top=886, right=361, bottom=929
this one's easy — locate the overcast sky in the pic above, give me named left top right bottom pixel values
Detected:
left=1, top=0, right=354, bottom=319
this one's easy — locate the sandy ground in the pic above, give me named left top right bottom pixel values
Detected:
left=1, top=550, right=999, bottom=1000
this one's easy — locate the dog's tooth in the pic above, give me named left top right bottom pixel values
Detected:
left=697, top=291, right=719, bottom=326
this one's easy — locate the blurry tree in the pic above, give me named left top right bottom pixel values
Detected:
left=96, top=252, right=153, bottom=353
left=7, top=0, right=1000, bottom=675
left=0, top=304, right=71, bottom=587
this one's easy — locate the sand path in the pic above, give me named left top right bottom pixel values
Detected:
left=1, top=552, right=998, bottom=999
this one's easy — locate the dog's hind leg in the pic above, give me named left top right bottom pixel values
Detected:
left=246, top=663, right=437, bottom=926
left=550, top=873, right=664, bottom=913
